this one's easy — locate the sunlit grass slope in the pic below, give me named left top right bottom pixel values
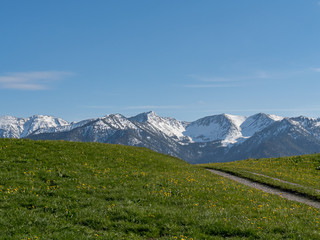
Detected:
left=0, top=139, right=319, bottom=239
left=203, top=154, right=320, bottom=201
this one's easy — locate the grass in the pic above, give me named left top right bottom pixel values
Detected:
left=0, top=139, right=319, bottom=239
left=202, top=154, right=320, bottom=201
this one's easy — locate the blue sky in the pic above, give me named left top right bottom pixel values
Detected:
left=1, top=0, right=320, bottom=122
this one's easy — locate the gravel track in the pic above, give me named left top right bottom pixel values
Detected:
left=244, top=171, right=320, bottom=193
left=208, top=169, right=320, bottom=209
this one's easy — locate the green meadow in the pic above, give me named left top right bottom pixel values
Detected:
left=0, top=139, right=319, bottom=239
left=203, top=154, right=320, bottom=201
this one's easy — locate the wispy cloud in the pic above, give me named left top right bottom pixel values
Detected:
left=185, top=71, right=270, bottom=88
left=0, top=71, right=73, bottom=90
left=185, top=66, right=320, bottom=89
left=188, top=71, right=270, bottom=82
left=184, top=83, right=240, bottom=88
left=187, top=74, right=237, bottom=83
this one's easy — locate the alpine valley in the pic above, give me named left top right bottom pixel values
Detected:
left=1, top=111, right=320, bottom=163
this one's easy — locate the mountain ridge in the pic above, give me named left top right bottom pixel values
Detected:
left=1, top=112, right=320, bottom=163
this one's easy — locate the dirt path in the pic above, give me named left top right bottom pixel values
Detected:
left=243, top=171, right=320, bottom=193
left=208, top=169, right=320, bottom=209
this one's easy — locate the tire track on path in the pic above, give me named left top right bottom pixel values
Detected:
left=208, top=169, right=320, bottom=209
left=243, top=171, right=320, bottom=193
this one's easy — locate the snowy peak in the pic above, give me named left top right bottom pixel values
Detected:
left=100, top=114, right=137, bottom=130
left=255, top=117, right=310, bottom=141
left=183, top=113, right=286, bottom=145
left=130, top=111, right=186, bottom=139
left=184, top=114, right=245, bottom=143
left=0, top=116, right=24, bottom=138
left=290, top=116, right=318, bottom=127
left=22, top=115, right=69, bottom=137
left=269, top=114, right=284, bottom=121
left=129, top=111, right=158, bottom=123
left=241, top=113, right=283, bottom=137
left=0, top=115, right=69, bottom=138
left=287, top=116, right=320, bottom=140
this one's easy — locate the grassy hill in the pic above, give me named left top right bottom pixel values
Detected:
left=202, top=154, right=320, bottom=201
left=0, top=139, right=319, bottom=239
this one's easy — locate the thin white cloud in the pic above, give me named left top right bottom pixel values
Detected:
left=4, top=83, right=48, bottom=90
left=188, top=66, right=320, bottom=89
left=255, top=71, right=270, bottom=79
left=185, top=71, right=271, bottom=88
left=0, top=71, right=73, bottom=90
left=187, top=74, right=236, bottom=83
left=184, top=83, right=240, bottom=88
left=188, top=71, right=270, bottom=83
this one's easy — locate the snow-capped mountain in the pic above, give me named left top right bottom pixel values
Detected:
left=129, top=111, right=187, bottom=140
left=240, top=113, right=283, bottom=138
left=0, top=115, right=69, bottom=138
left=1, top=112, right=320, bottom=163
left=225, top=117, right=320, bottom=161
left=289, top=116, right=320, bottom=141
left=184, top=114, right=246, bottom=145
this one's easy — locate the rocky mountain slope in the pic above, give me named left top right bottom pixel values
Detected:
left=1, top=111, right=320, bottom=163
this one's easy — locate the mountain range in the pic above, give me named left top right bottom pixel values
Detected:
left=1, top=111, right=320, bottom=163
